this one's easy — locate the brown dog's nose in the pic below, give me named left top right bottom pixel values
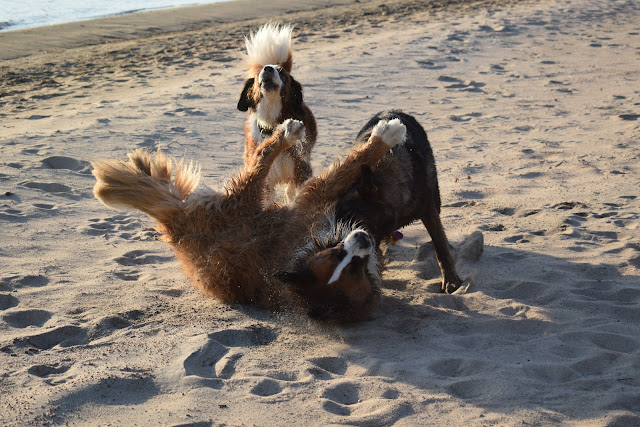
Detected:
left=262, top=65, right=276, bottom=74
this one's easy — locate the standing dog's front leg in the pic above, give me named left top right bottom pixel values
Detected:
left=230, top=119, right=305, bottom=204
left=296, top=119, right=406, bottom=214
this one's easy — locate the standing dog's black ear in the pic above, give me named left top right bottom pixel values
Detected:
left=237, top=78, right=255, bottom=112
left=290, top=76, right=304, bottom=109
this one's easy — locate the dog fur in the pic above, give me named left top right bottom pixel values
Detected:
left=335, top=110, right=465, bottom=294
left=92, top=119, right=406, bottom=321
left=237, top=23, right=317, bottom=203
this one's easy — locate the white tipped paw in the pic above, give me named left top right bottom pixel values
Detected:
left=371, top=118, right=406, bottom=147
left=280, top=119, right=306, bottom=143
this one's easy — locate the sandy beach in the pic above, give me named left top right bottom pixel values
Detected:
left=1, top=0, right=640, bottom=425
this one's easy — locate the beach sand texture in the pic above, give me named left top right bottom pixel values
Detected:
left=1, top=0, right=639, bottom=425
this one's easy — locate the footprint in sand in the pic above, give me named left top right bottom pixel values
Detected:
left=570, top=353, right=620, bottom=377
left=25, top=115, right=51, bottom=120
left=52, top=375, right=158, bottom=406
left=28, top=363, right=71, bottom=378
left=156, top=288, right=184, bottom=297
left=323, top=382, right=361, bottom=410
left=33, top=203, right=58, bottom=211
left=559, top=331, right=640, bottom=354
left=183, top=339, right=228, bottom=378
left=21, top=181, right=73, bottom=194
left=428, top=358, right=490, bottom=378
left=41, top=156, right=91, bottom=174
left=6, top=325, right=91, bottom=351
left=415, top=59, right=446, bottom=70
left=618, top=114, right=640, bottom=121
left=163, top=107, right=207, bottom=117
left=493, top=280, right=550, bottom=301
left=2, top=309, right=52, bottom=328
left=0, top=205, right=27, bottom=222
left=113, top=271, right=142, bottom=281
left=0, top=293, right=19, bottom=310
left=82, top=215, right=157, bottom=241
left=177, top=326, right=277, bottom=386
left=523, top=363, right=580, bottom=384
left=0, top=274, right=49, bottom=290
left=308, top=356, right=349, bottom=379
left=438, top=75, right=486, bottom=93
left=114, top=250, right=174, bottom=266
left=320, top=380, right=411, bottom=423
left=449, top=112, right=482, bottom=122
left=448, top=378, right=494, bottom=400
left=89, top=313, right=136, bottom=340
left=570, top=279, right=640, bottom=305
left=250, top=379, right=283, bottom=397
left=243, top=368, right=302, bottom=398
left=455, top=190, right=485, bottom=200
left=303, top=355, right=411, bottom=423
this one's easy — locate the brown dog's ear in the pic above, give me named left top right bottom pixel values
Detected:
left=359, top=165, right=378, bottom=196
left=289, top=76, right=304, bottom=109
left=237, top=78, right=255, bottom=112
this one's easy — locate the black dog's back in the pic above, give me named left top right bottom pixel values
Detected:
left=337, top=110, right=442, bottom=243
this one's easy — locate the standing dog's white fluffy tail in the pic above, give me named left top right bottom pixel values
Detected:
left=244, top=22, right=294, bottom=73
left=92, top=149, right=200, bottom=225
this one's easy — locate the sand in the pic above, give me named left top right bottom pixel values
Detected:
left=1, top=0, right=639, bottom=425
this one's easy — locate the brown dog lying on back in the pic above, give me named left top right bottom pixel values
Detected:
left=237, top=23, right=317, bottom=203
left=92, top=119, right=407, bottom=321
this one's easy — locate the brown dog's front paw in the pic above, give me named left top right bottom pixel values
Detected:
left=371, top=118, right=406, bottom=148
left=279, top=119, right=306, bottom=148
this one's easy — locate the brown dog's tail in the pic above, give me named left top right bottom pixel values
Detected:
left=92, top=149, right=200, bottom=225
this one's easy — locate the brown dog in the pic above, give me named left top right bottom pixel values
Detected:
left=237, top=23, right=317, bottom=203
left=92, top=119, right=406, bottom=321
left=335, top=110, right=465, bottom=294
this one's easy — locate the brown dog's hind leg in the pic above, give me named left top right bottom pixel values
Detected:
left=421, top=206, right=464, bottom=294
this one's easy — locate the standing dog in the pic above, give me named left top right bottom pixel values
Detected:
left=335, top=110, right=465, bottom=294
left=92, top=119, right=406, bottom=321
left=237, top=23, right=317, bottom=203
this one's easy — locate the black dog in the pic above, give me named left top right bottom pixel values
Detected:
left=336, top=110, right=464, bottom=293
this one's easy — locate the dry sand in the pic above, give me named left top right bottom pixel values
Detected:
left=1, top=0, right=640, bottom=425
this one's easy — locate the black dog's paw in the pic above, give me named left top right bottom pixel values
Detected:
left=442, top=279, right=470, bottom=294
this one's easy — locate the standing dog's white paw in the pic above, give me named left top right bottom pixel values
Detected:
left=371, top=118, right=406, bottom=147
left=280, top=119, right=306, bottom=143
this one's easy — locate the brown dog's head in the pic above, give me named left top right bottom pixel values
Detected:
left=275, top=225, right=381, bottom=322
left=237, top=65, right=304, bottom=114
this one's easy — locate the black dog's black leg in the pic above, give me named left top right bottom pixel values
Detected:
left=421, top=206, right=463, bottom=293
